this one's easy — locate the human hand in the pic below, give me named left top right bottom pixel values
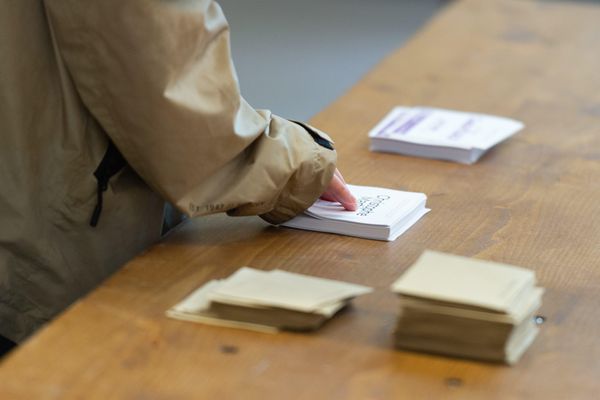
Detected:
left=320, top=169, right=357, bottom=211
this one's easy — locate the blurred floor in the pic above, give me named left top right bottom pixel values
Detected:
left=218, top=0, right=445, bottom=120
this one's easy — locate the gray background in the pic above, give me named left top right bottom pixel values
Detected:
left=218, top=0, right=445, bottom=120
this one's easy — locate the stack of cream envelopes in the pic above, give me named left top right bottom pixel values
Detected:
left=391, top=251, right=544, bottom=364
left=167, top=267, right=372, bottom=332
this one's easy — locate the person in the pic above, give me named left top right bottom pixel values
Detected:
left=0, top=0, right=357, bottom=353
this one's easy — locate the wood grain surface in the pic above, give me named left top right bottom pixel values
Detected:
left=1, top=0, right=600, bottom=398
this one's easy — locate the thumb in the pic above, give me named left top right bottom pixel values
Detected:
left=330, top=175, right=358, bottom=211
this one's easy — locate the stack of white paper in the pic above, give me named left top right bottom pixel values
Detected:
left=391, top=251, right=544, bottom=364
left=369, top=106, right=524, bottom=164
left=281, top=184, right=429, bottom=241
left=167, top=267, right=372, bottom=332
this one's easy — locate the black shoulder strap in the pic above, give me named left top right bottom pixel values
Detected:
left=290, top=120, right=334, bottom=150
left=89, top=140, right=127, bottom=227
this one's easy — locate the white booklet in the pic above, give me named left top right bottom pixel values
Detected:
left=281, top=184, right=429, bottom=241
left=369, top=106, right=524, bottom=164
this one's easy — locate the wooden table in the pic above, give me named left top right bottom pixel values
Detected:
left=2, top=0, right=600, bottom=398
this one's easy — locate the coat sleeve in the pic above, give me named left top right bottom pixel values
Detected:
left=43, top=0, right=337, bottom=224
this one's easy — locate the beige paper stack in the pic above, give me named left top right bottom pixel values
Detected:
left=391, top=251, right=543, bottom=364
left=167, top=267, right=372, bottom=332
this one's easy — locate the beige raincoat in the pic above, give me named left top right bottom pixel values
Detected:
left=0, top=1, right=336, bottom=342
